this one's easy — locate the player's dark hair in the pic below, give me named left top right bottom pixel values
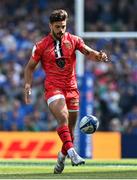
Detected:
left=49, top=9, right=68, bottom=23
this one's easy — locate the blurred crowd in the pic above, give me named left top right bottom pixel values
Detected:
left=85, top=0, right=137, bottom=31
left=85, top=38, right=137, bottom=133
left=0, top=0, right=74, bottom=131
left=0, top=0, right=137, bottom=133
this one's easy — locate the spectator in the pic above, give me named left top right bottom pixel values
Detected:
left=123, top=105, right=137, bottom=134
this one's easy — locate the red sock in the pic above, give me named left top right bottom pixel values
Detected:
left=61, top=144, right=67, bottom=156
left=57, top=125, right=73, bottom=152
left=61, top=129, right=74, bottom=156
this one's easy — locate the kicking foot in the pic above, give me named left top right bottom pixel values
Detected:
left=68, top=148, right=85, bottom=166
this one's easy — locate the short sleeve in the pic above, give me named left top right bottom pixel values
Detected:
left=75, top=36, right=85, bottom=52
left=31, top=43, right=42, bottom=62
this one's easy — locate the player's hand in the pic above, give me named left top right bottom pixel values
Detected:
left=24, top=84, right=32, bottom=104
left=97, top=50, right=109, bottom=62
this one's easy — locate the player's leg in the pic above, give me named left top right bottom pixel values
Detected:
left=48, top=97, right=75, bottom=153
left=59, top=110, right=77, bottom=165
left=62, top=89, right=85, bottom=166
left=47, top=95, right=83, bottom=172
left=68, top=111, right=78, bottom=142
left=60, top=111, right=77, bottom=155
left=46, top=88, right=84, bottom=173
left=45, top=86, right=73, bottom=172
left=47, top=97, right=72, bottom=174
left=48, top=97, right=69, bottom=126
left=48, top=97, right=84, bottom=172
left=67, top=112, right=85, bottom=166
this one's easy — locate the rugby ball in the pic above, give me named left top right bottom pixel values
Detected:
left=80, top=115, right=99, bottom=134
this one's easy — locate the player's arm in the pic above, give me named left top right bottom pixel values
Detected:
left=81, top=44, right=108, bottom=62
left=24, top=58, right=38, bottom=104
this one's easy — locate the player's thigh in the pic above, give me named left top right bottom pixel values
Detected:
left=45, top=86, right=69, bottom=124
left=49, top=98, right=69, bottom=124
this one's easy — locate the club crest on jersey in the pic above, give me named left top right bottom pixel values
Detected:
left=64, top=41, right=72, bottom=49
left=56, top=58, right=66, bottom=68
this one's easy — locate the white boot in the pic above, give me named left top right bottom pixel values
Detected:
left=67, top=148, right=85, bottom=166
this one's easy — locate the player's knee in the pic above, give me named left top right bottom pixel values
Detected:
left=58, top=111, right=69, bottom=125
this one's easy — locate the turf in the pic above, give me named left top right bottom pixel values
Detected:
left=0, top=159, right=137, bottom=179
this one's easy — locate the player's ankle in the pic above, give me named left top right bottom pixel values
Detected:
left=60, top=151, right=66, bottom=159
left=67, top=147, right=76, bottom=157
left=61, top=146, right=68, bottom=157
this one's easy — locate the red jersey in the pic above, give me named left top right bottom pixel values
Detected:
left=31, top=32, right=85, bottom=89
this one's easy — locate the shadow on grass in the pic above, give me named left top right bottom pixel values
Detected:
left=0, top=170, right=137, bottom=179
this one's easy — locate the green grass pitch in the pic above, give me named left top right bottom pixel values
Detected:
left=0, top=159, right=137, bottom=179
